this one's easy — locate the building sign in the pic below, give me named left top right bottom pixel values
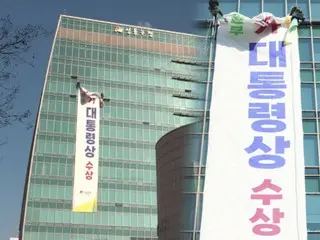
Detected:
left=114, top=25, right=153, bottom=38
left=200, top=13, right=307, bottom=239
left=72, top=85, right=103, bottom=212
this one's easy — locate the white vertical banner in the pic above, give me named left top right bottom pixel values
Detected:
left=200, top=13, right=307, bottom=239
left=72, top=85, right=103, bottom=212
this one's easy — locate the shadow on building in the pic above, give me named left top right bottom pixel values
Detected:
left=156, top=121, right=209, bottom=240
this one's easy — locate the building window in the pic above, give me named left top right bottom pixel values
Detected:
left=303, top=120, right=317, bottom=133
left=264, top=0, right=285, bottom=17
left=313, top=39, right=320, bottom=62
left=316, top=85, right=320, bottom=109
left=182, top=194, right=196, bottom=230
left=240, top=0, right=261, bottom=17
left=220, top=0, right=238, bottom=14
left=304, top=135, right=319, bottom=166
left=301, top=83, right=315, bottom=110
left=299, top=39, right=312, bottom=62
left=301, top=70, right=313, bottom=83
left=306, top=177, right=320, bottom=193
left=309, top=232, right=320, bottom=239
left=306, top=195, right=320, bottom=231
left=311, top=0, right=320, bottom=20
left=299, top=27, right=311, bottom=37
left=288, top=0, right=309, bottom=20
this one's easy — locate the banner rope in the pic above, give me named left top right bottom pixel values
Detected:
left=193, top=14, right=216, bottom=240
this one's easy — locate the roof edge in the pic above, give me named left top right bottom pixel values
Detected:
left=59, top=14, right=205, bottom=37
left=155, top=121, right=202, bottom=149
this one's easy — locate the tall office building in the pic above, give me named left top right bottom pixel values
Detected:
left=155, top=1, right=320, bottom=239
left=19, top=15, right=208, bottom=240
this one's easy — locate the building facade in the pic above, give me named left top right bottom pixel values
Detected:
left=156, top=121, right=207, bottom=240
left=158, top=0, right=320, bottom=239
left=19, top=15, right=208, bottom=240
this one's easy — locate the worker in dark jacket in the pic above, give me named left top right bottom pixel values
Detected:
left=209, top=0, right=227, bottom=22
left=289, top=6, right=305, bottom=23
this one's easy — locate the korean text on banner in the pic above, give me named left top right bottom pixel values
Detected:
left=72, top=86, right=103, bottom=212
left=200, top=13, right=307, bottom=239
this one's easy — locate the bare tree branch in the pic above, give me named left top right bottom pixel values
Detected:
left=0, top=15, right=52, bottom=151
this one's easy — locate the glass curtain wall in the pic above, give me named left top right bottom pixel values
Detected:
left=195, top=0, right=320, bottom=239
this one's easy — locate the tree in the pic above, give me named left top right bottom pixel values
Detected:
left=0, top=15, right=51, bottom=138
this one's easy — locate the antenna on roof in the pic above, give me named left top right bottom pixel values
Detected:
left=137, top=21, right=152, bottom=28
left=63, top=9, right=68, bottom=14
left=144, top=22, right=152, bottom=28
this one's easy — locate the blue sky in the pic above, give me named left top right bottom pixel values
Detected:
left=0, top=0, right=207, bottom=238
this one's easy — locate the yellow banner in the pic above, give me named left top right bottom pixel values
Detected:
left=72, top=86, right=102, bottom=212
